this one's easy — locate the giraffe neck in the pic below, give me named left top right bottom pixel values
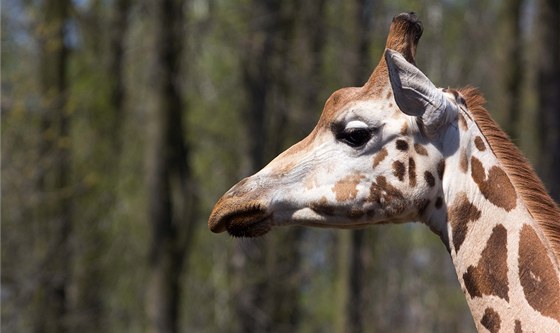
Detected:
left=424, top=107, right=560, bottom=332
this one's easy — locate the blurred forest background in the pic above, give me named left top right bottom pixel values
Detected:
left=2, top=0, right=559, bottom=332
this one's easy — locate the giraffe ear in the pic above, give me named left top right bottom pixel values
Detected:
left=384, top=48, right=456, bottom=136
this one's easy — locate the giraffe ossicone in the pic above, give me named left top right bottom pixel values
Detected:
left=209, top=12, right=560, bottom=332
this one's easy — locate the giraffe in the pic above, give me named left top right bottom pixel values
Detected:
left=208, top=13, right=560, bottom=332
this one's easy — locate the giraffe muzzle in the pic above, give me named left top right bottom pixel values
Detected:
left=208, top=198, right=271, bottom=237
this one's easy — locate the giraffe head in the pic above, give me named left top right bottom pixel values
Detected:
left=209, top=13, right=462, bottom=238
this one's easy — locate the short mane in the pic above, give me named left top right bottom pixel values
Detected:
left=459, top=86, right=560, bottom=260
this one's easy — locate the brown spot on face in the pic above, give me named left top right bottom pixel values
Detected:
left=388, top=102, right=393, bottom=108
left=448, top=193, right=481, bottom=252
left=480, top=307, right=501, bottom=333
left=462, top=224, right=509, bottom=301
left=471, top=156, right=517, bottom=211
left=311, top=196, right=335, bottom=216
left=435, top=196, right=443, bottom=209
left=332, top=174, right=364, bottom=202
left=408, top=158, right=416, bottom=187
left=424, top=171, right=435, bottom=187
left=400, top=122, right=409, bottom=135
left=413, top=143, right=428, bottom=156
left=396, top=139, right=409, bottom=151
left=458, top=113, right=468, bottom=131
left=460, top=149, right=469, bottom=173
left=437, top=159, right=445, bottom=180
left=373, top=148, right=388, bottom=168
left=368, top=176, right=406, bottom=216
left=514, top=320, right=523, bottom=333
left=518, top=225, right=560, bottom=322
left=386, top=91, right=392, bottom=99
left=474, top=136, right=486, bottom=151
left=393, top=161, right=405, bottom=181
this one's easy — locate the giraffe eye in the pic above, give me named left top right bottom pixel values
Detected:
left=337, top=128, right=373, bottom=148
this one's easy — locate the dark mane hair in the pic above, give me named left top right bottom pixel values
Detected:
left=459, top=86, right=560, bottom=259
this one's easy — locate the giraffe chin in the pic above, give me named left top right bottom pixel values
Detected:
left=225, top=215, right=271, bottom=238
left=226, top=219, right=271, bottom=238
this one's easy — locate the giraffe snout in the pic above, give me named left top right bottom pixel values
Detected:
left=208, top=196, right=270, bottom=237
left=208, top=177, right=271, bottom=236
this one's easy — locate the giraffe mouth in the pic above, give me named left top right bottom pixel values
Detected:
left=224, top=208, right=271, bottom=238
left=208, top=200, right=271, bottom=237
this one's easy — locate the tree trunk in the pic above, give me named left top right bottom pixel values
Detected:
left=536, top=0, right=560, bottom=201
left=35, top=0, right=72, bottom=332
left=109, top=0, right=131, bottom=151
left=354, top=0, right=375, bottom=86
left=498, top=0, right=524, bottom=139
left=146, top=1, right=195, bottom=332
left=302, top=0, right=327, bottom=130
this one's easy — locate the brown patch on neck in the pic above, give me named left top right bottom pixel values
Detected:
left=448, top=192, right=482, bottom=253
left=458, top=113, right=468, bottom=131
left=514, top=320, right=523, bottom=333
left=413, top=143, right=428, bottom=156
left=480, top=307, right=501, bottom=333
left=471, top=156, right=517, bottom=211
left=518, top=224, right=560, bottom=322
left=459, top=148, right=469, bottom=173
left=460, top=86, right=560, bottom=260
left=463, top=224, right=509, bottom=301
left=474, top=136, right=486, bottom=151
